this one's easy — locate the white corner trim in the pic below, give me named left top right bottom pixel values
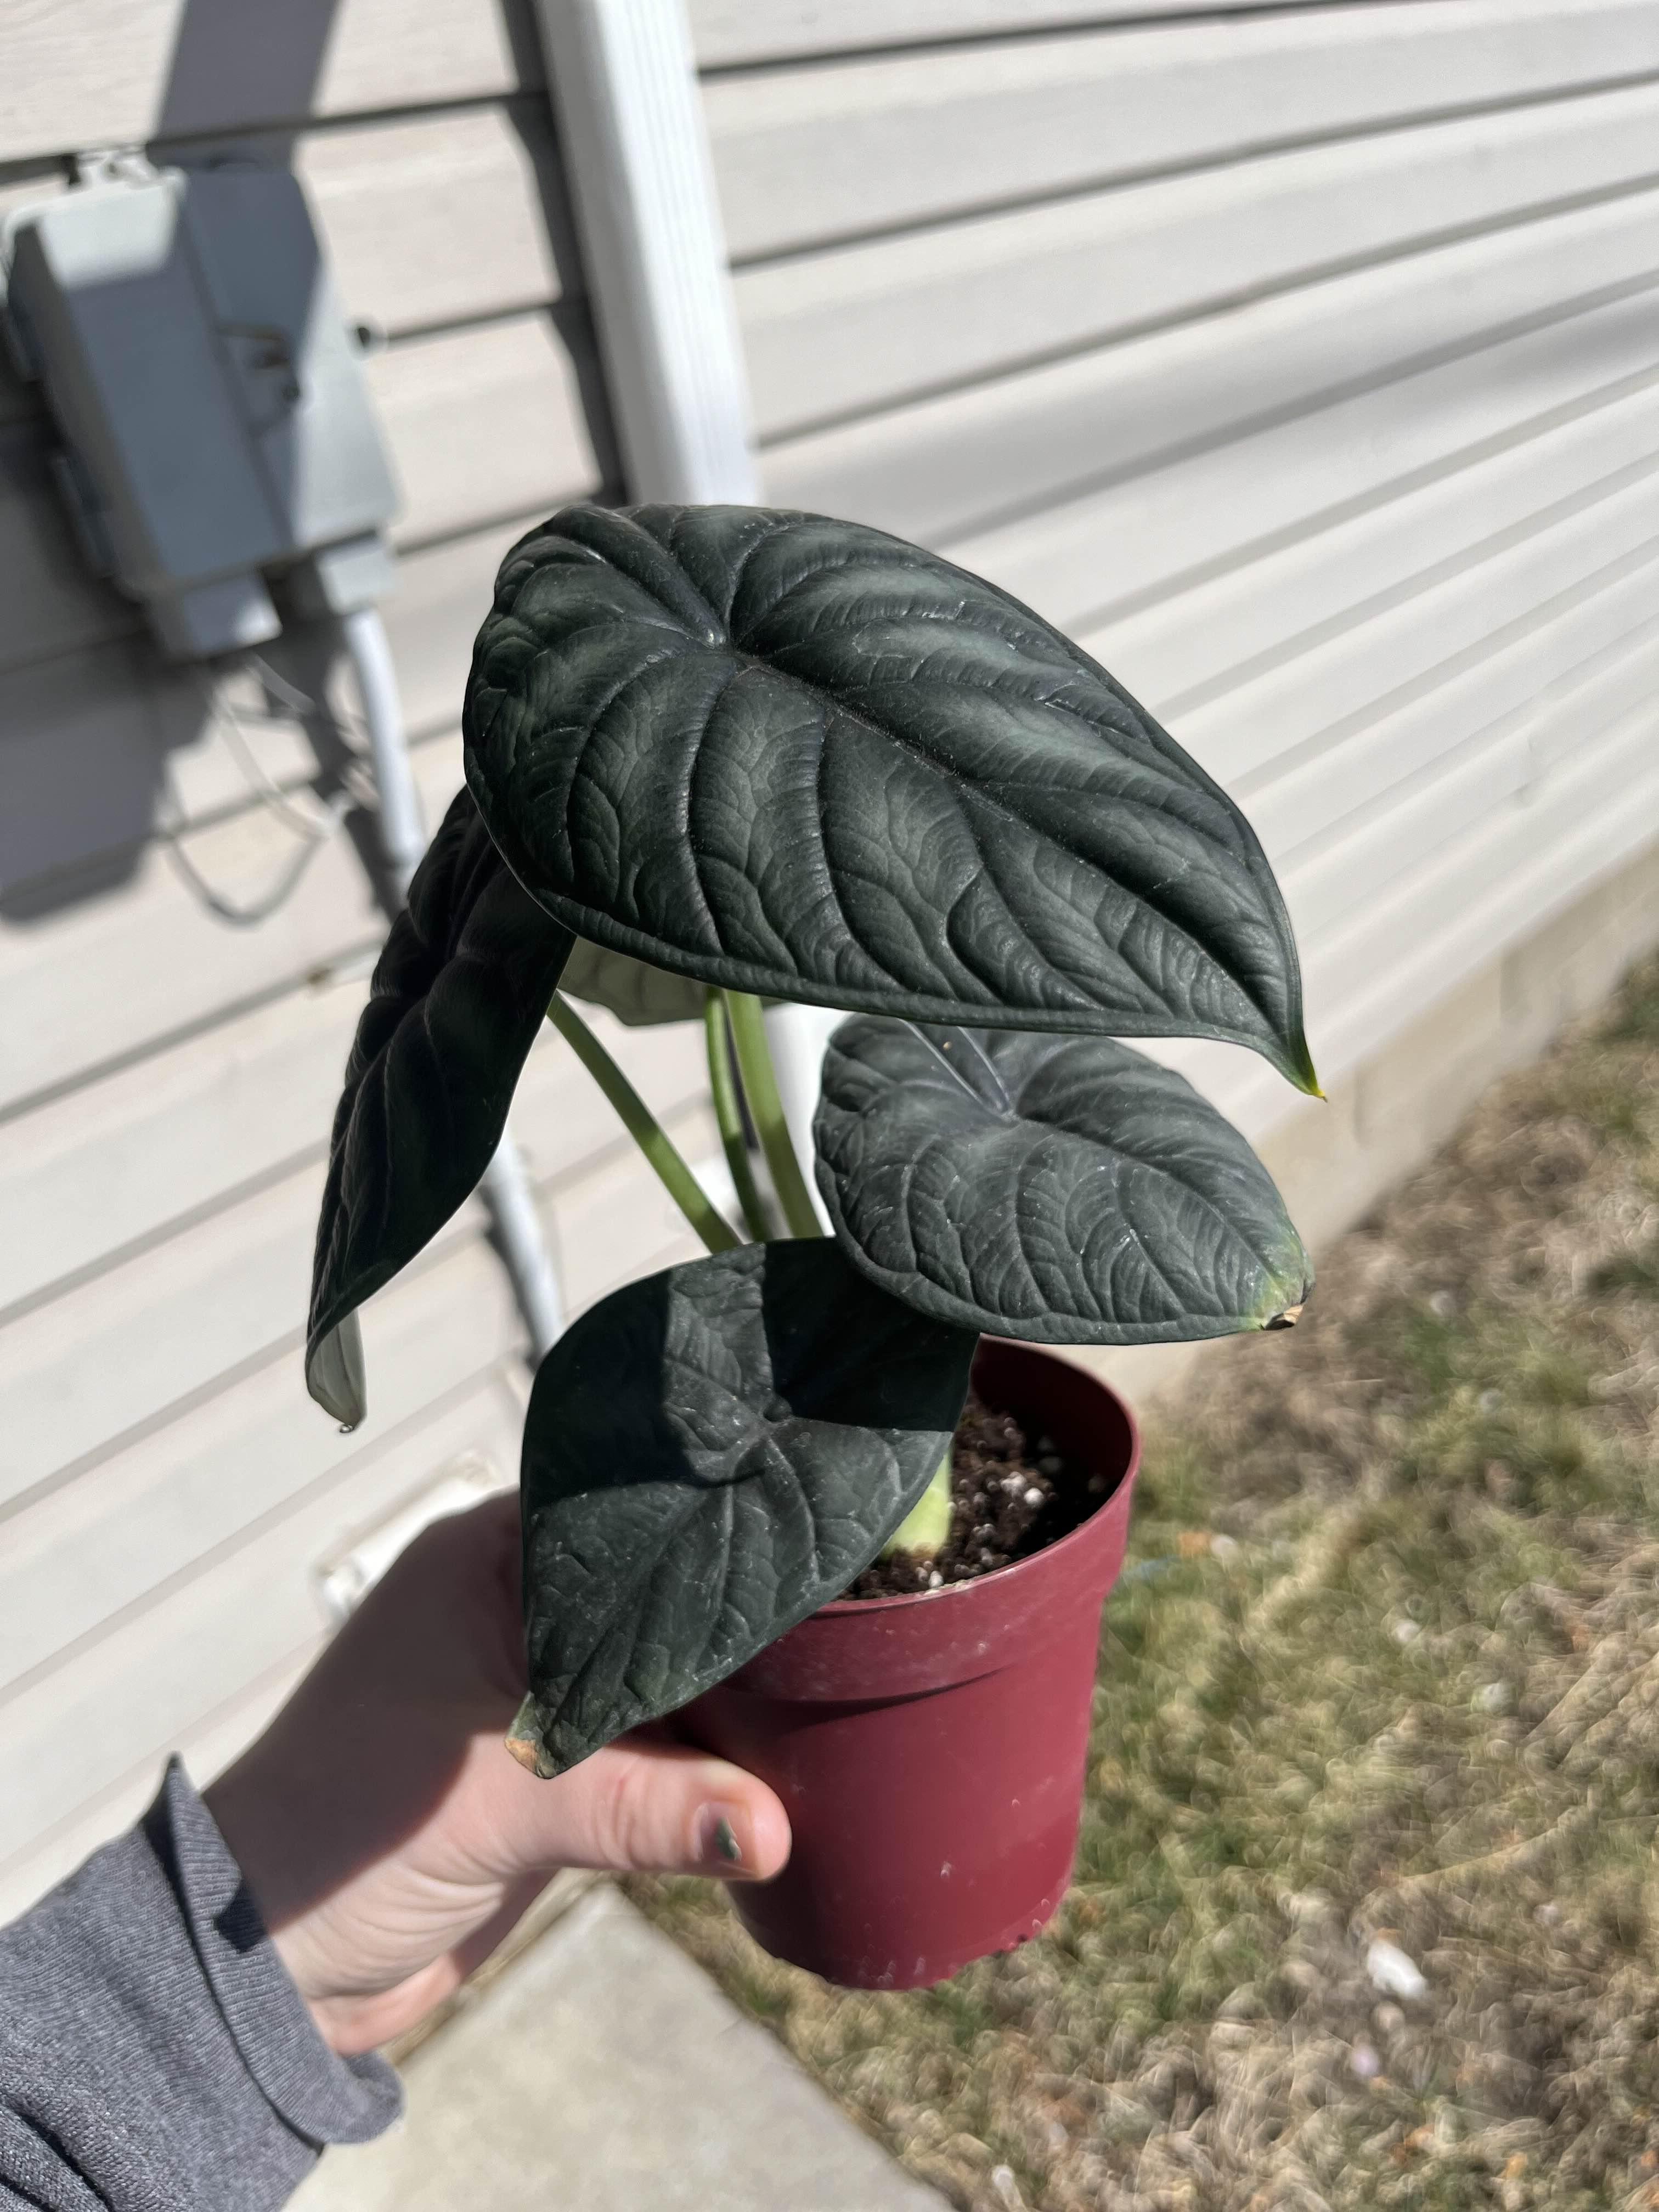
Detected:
left=534, top=0, right=760, bottom=504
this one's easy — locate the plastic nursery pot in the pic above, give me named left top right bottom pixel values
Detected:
left=677, top=1338, right=1140, bottom=1990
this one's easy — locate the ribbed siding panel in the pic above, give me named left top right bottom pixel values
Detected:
left=0, top=15, right=670, bottom=1905
left=693, top=0, right=1659, bottom=1133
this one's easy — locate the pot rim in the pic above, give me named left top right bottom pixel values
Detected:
left=816, top=1346, right=1142, bottom=1618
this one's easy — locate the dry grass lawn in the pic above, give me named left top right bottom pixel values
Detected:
left=633, top=952, right=1659, bottom=2211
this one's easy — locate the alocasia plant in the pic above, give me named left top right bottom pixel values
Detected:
left=304, top=504, right=1314, bottom=1777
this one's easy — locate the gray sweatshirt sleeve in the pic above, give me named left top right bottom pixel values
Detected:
left=0, top=1758, right=402, bottom=2211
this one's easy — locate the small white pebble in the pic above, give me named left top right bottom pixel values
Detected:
left=1429, top=1289, right=1457, bottom=1318
left=990, top=2166, right=1024, bottom=2210
left=1024, top=1485, right=1044, bottom=1506
left=1349, top=2040, right=1382, bottom=2081
left=1479, top=1388, right=1503, bottom=1414
left=1476, top=1679, right=1514, bottom=1714
left=927, top=1568, right=943, bottom=1588
left=1391, top=1618, right=1422, bottom=1645
left=1211, top=1533, right=1240, bottom=1563
left=1536, top=1900, right=1561, bottom=1926
left=1366, top=1938, right=1428, bottom=2001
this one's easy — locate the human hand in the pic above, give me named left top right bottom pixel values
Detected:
left=205, top=1492, right=790, bottom=2056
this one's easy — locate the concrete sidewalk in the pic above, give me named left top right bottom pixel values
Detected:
left=291, top=1884, right=949, bottom=2212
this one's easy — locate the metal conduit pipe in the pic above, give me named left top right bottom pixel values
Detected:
left=535, top=0, right=845, bottom=1188
left=340, top=604, right=565, bottom=1361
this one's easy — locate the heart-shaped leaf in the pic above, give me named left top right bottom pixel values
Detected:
left=815, top=1019, right=1311, bottom=1344
left=558, top=939, right=709, bottom=1026
left=516, top=1239, right=977, bottom=1774
left=306, top=788, right=573, bottom=1425
left=464, top=504, right=1316, bottom=1089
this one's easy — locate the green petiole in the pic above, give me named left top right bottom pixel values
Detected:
left=721, top=990, right=824, bottom=1241
left=704, top=990, right=773, bottom=1243
left=881, top=1453, right=955, bottom=1561
left=546, top=992, right=741, bottom=1256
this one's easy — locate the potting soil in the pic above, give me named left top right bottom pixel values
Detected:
left=845, top=1390, right=1100, bottom=1598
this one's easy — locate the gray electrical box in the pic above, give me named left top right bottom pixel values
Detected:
left=2, top=155, right=400, bottom=659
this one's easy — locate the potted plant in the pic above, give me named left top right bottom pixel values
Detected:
left=303, top=504, right=1314, bottom=1990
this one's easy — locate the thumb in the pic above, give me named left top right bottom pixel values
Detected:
left=498, top=1729, right=793, bottom=1883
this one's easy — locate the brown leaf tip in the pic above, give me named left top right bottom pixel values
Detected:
left=503, top=1732, right=541, bottom=1774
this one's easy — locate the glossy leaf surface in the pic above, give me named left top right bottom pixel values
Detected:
left=815, top=1019, right=1311, bottom=1345
left=306, top=789, right=573, bottom=1424
left=464, top=504, right=1315, bottom=1087
left=517, top=1240, right=977, bottom=1773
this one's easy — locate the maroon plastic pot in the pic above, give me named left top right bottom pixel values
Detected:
left=678, top=1339, right=1140, bottom=1989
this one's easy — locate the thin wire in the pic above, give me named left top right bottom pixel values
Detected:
left=161, top=659, right=376, bottom=928
left=159, top=777, right=354, bottom=927
left=246, top=650, right=370, bottom=742
left=197, top=665, right=377, bottom=835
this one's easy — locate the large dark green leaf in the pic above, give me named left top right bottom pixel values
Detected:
left=306, top=788, right=573, bottom=1425
left=815, top=1019, right=1311, bottom=1345
left=516, top=1240, right=977, bottom=1774
left=557, top=939, right=709, bottom=1026
left=464, top=504, right=1316, bottom=1090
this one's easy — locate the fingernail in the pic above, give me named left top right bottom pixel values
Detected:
left=696, top=1803, right=747, bottom=1872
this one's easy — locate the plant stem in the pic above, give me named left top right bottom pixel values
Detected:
left=721, top=990, right=823, bottom=1239
left=881, top=1453, right=955, bottom=1560
left=704, top=991, right=772, bottom=1243
left=546, top=993, right=741, bottom=1255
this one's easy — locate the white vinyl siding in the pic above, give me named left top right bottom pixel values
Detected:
left=0, top=5, right=706, bottom=1918
left=694, top=0, right=1659, bottom=1144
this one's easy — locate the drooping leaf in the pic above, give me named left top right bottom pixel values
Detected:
left=516, top=1240, right=977, bottom=1774
left=815, top=1018, right=1311, bottom=1345
left=464, top=504, right=1317, bottom=1090
left=306, top=788, right=573, bottom=1425
left=558, top=938, right=709, bottom=1026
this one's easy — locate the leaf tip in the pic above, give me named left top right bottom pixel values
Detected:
left=505, top=1695, right=555, bottom=1778
left=503, top=1734, right=540, bottom=1774
left=1289, top=1038, right=1324, bottom=1099
left=305, top=1313, right=367, bottom=1429
left=1265, top=1301, right=1306, bottom=1331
